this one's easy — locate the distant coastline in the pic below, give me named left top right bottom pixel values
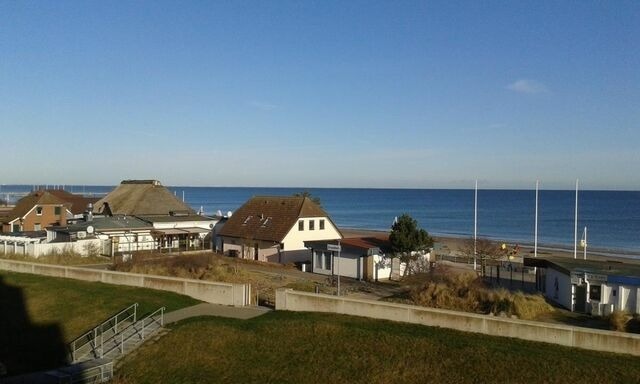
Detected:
left=3, top=185, right=639, bottom=256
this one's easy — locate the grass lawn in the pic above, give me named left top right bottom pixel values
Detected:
left=115, top=311, right=640, bottom=384
left=0, top=270, right=200, bottom=375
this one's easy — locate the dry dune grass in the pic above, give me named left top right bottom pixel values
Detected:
left=408, top=271, right=553, bottom=320
left=0, top=250, right=108, bottom=265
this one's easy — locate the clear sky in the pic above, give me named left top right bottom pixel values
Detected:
left=1, top=1, right=638, bottom=189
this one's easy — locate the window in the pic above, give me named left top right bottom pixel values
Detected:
left=315, top=251, right=322, bottom=268
left=319, top=219, right=325, bottom=230
left=324, top=251, right=332, bottom=270
left=54, top=206, right=61, bottom=215
left=34, top=223, right=41, bottom=231
left=298, top=220, right=304, bottom=231
left=613, top=289, right=617, bottom=297
left=12, top=224, right=20, bottom=232
left=309, top=220, right=315, bottom=231
left=36, top=206, right=43, bottom=215
left=589, top=285, right=602, bottom=301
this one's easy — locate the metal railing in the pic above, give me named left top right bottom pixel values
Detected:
left=69, top=360, right=114, bottom=384
left=115, top=307, right=165, bottom=355
left=69, top=303, right=138, bottom=363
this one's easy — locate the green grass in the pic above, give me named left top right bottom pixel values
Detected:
left=0, top=270, right=200, bottom=375
left=115, top=311, right=640, bottom=384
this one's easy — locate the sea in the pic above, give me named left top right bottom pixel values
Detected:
left=2, top=185, right=639, bottom=256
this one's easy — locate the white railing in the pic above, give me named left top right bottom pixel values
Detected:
left=70, top=303, right=138, bottom=362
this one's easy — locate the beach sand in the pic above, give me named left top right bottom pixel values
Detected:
left=340, top=228, right=640, bottom=264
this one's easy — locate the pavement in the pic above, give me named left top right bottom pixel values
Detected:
left=164, top=303, right=271, bottom=324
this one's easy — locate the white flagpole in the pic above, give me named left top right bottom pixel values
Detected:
left=574, top=179, right=579, bottom=259
left=474, top=180, right=478, bottom=272
left=534, top=180, right=539, bottom=258
left=583, top=226, right=587, bottom=260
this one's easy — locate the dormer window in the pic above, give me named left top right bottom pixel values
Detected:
left=309, top=220, right=315, bottom=231
left=320, top=219, right=325, bottom=230
left=36, top=206, right=43, bottom=216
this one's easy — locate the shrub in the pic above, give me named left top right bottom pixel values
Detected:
left=608, top=310, right=631, bottom=332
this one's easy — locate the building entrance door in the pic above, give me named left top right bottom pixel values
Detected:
left=575, top=285, right=587, bottom=312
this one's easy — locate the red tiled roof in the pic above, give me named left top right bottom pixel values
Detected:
left=219, top=196, right=333, bottom=243
left=340, top=235, right=391, bottom=252
left=1, top=191, right=66, bottom=224
left=46, top=189, right=100, bottom=215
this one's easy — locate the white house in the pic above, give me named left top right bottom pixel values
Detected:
left=218, top=196, right=342, bottom=263
left=526, top=257, right=640, bottom=315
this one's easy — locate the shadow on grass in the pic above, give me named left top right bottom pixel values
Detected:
left=0, top=275, right=68, bottom=378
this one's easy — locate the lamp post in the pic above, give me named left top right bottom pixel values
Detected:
left=327, top=243, right=342, bottom=296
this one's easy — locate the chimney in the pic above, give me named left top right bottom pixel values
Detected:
left=84, top=203, right=94, bottom=222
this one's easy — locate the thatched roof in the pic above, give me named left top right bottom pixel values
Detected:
left=94, top=180, right=195, bottom=216
left=219, top=196, right=333, bottom=243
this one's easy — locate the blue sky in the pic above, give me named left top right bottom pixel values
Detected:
left=1, top=1, right=638, bottom=189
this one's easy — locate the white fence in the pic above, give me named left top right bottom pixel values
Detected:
left=29, top=239, right=103, bottom=258
left=1, top=238, right=103, bottom=258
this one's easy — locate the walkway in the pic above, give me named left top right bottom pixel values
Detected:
left=164, top=303, right=271, bottom=324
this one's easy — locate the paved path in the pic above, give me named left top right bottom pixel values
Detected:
left=164, top=303, right=271, bottom=324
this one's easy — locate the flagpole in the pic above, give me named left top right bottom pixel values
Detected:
left=583, top=226, right=587, bottom=260
left=574, top=179, right=579, bottom=259
left=534, top=180, right=539, bottom=258
left=474, top=180, right=478, bottom=272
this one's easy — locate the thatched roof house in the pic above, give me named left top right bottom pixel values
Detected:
left=94, top=180, right=195, bottom=216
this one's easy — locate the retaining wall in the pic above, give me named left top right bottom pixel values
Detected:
left=0, top=259, right=250, bottom=306
left=276, top=288, right=640, bottom=356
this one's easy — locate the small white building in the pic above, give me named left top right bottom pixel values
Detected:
left=305, top=236, right=393, bottom=281
left=526, top=257, right=640, bottom=315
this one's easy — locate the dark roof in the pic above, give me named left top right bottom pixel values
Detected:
left=525, top=257, right=640, bottom=285
left=1, top=191, right=67, bottom=224
left=60, top=216, right=153, bottom=232
left=0, top=230, right=47, bottom=239
left=45, top=189, right=100, bottom=215
left=93, top=180, right=195, bottom=216
left=305, top=235, right=391, bottom=254
left=219, top=196, right=334, bottom=242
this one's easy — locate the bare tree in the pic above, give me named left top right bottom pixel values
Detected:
left=458, top=238, right=505, bottom=276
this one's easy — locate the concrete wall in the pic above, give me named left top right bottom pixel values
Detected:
left=0, top=259, right=250, bottom=306
left=275, top=289, right=640, bottom=357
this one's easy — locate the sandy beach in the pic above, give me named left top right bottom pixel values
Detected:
left=340, top=228, right=640, bottom=264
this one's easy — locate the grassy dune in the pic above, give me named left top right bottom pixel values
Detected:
left=115, top=311, right=640, bottom=384
left=0, top=270, right=200, bottom=375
